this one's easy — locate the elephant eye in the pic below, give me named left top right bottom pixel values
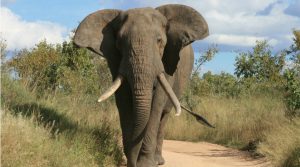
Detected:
left=157, top=36, right=162, bottom=44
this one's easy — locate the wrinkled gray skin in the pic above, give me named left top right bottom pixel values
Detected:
left=74, top=4, right=208, bottom=167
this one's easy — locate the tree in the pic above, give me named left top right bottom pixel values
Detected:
left=286, top=30, right=300, bottom=72
left=235, top=40, right=285, bottom=83
left=192, top=45, right=218, bottom=77
left=1, top=36, right=7, bottom=62
left=202, top=71, right=239, bottom=97
left=7, top=40, right=111, bottom=96
left=184, top=45, right=218, bottom=109
left=284, top=30, right=300, bottom=117
left=8, top=41, right=60, bottom=92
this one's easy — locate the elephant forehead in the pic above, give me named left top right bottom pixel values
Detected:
left=125, top=7, right=156, bottom=17
left=126, top=7, right=153, bottom=14
left=122, top=8, right=167, bottom=27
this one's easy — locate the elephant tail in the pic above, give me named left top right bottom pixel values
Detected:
left=181, top=105, right=215, bottom=128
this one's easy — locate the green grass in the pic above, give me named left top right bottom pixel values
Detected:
left=1, top=75, right=123, bottom=167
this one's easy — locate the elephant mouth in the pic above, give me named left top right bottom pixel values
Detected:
left=97, top=73, right=182, bottom=116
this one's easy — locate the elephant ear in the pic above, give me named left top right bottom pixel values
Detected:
left=156, top=4, right=209, bottom=75
left=74, top=9, right=122, bottom=76
left=74, top=9, right=121, bottom=56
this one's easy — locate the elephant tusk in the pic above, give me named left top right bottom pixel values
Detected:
left=98, top=75, right=123, bottom=102
left=158, top=73, right=182, bottom=116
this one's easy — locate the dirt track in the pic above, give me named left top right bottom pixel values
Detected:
left=161, top=140, right=271, bottom=167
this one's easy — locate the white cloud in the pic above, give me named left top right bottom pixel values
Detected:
left=127, top=0, right=300, bottom=49
left=207, top=34, right=278, bottom=47
left=0, top=7, right=67, bottom=50
left=138, top=0, right=277, bottom=15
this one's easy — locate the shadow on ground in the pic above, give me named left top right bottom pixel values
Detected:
left=10, top=102, right=78, bottom=134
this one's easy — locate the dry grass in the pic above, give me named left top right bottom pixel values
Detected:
left=1, top=111, right=100, bottom=167
left=1, top=75, right=123, bottom=167
left=166, top=96, right=286, bottom=145
left=165, top=95, right=300, bottom=166
left=259, top=118, right=300, bottom=167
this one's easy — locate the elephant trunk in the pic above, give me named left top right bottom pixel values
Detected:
left=131, top=87, right=153, bottom=141
left=97, top=62, right=182, bottom=116
left=128, top=63, right=154, bottom=141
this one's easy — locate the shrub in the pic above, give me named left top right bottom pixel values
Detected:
left=235, top=40, right=285, bottom=83
left=6, top=40, right=112, bottom=97
left=284, top=69, right=300, bottom=117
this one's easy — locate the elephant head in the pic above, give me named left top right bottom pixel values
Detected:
left=74, top=5, right=208, bottom=117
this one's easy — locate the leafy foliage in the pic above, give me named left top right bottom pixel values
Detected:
left=284, top=70, right=300, bottom=117
left=202, top=71, right=239, bottom=97
left=284, top=30, right=300, bottom=117
left=7, top=40, right=111, bottom=96
left=192, top=45, right=218, bottom=77
left=8, top=42, right=60, bottom=92
left=183, top=46, right=218, bottom=109
left=235, top=40, right=285, bottom=83
left=1, top=35, right=7, bottom=61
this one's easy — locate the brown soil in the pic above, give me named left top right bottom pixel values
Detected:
left=161, top=140, right=271, bottom=167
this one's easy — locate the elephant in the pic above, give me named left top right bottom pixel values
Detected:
left=74, top=4, right=210, bottom=167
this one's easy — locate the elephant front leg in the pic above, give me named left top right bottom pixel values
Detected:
left=138, top=112, right=163, bottom=167
left=138, top=86, right=168, bottom=167
left=118, top=103, right=150, bottom=167
left=155, top=110, right=171, bottom=165
left=115, top=83, right=137, bottom=166
left=127, top=105, right=152, bottom=167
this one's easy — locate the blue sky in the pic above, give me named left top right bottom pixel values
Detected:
left=1, top=0, right=300, bottom=74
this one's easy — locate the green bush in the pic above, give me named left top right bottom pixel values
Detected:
left=284, top=69, right=300, bottom=117
left=283, top=30, right=300, bottom=117
left=7, top=40, right=111, bottom=96
left=235, top=40, right=285, bottom=83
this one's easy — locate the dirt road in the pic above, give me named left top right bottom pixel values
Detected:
left=161, top=140, right=271, bottom=167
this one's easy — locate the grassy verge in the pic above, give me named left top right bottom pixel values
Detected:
left=259, top=118, right=300, bottom=167
left=2, top=111, right=99, bottom=167
left=1, top=75, right=122, bottom=167
left=165, top=95, right=300, bottom=166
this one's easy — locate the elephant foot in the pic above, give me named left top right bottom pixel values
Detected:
left=155, top=154, right=165, bottom=165
left=137, top=156, right=158, bottom=167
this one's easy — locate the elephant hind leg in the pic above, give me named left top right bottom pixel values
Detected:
left=155, top=109, right=171, bottom=165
